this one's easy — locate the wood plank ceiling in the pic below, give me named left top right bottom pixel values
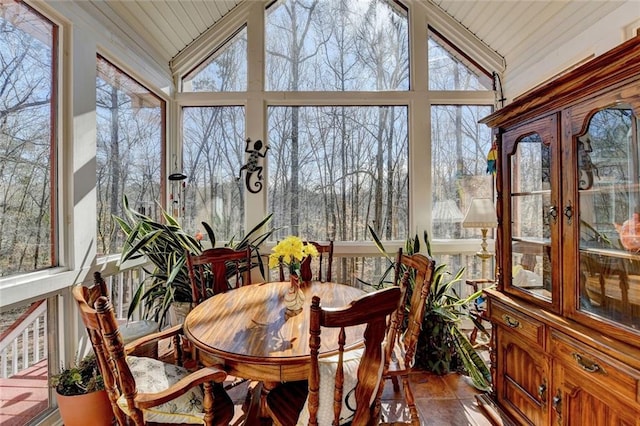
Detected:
left=83, top=0, right=630, bottom=84
left=432, top=0, right=628, bottom=79
left=83, top=0, right=242, bottom=64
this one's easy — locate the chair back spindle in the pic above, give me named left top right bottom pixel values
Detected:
left=374, top=248, right=436, bottom=425
left=186, top=247, right=252, bottom=304
left=307, top=286, right=401, bottom=426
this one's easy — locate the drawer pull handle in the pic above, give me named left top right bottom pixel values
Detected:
left=572, top=352, right=606, bottom=374
left=538, top=381, right=547, bottom=403
left=552, top=389, right=562, bottom=421
left=502, top=314, right=521, bottom=328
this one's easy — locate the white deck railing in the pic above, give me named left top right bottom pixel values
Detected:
left=0, top=300, right=47, bottom=378
left=0, top=261, right=150, bottom=379
left=97, top=261, right=151, bottom=321
left=0, top=248, right=484, bottom=379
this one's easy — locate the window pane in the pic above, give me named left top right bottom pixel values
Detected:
left=182, top=107, right=245, bottom=240
left=266, top=0, right=408, bottom=91
left=182, top=27, right=247, bottom=92
left=428, top=30, right=492, bottom=91
left=268, top=106, right=408, bottom=241
left=431, top=105, right=493, bottom=239
left=511, top=134, right=552, bottom=297
left=579, top=107, right=638, bottom=328
left=0, top=2, right=56, bottom=276
left=96, top=57, right=165, bottom=255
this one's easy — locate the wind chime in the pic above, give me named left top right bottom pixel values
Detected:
left=168, top=160, right=187, bottom=218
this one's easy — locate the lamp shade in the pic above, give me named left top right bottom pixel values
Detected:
left=462, top=198, right=497, bottom=228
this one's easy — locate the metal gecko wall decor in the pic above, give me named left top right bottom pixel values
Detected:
left=237, top=138, right=269, bottom=193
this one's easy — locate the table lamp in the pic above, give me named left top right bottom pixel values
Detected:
left=463, top=198, right=497, bottom=280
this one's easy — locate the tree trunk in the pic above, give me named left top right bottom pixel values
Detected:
left=108, top=84, right=120, bottom=253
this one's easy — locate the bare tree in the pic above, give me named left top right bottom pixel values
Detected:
left=267, top=0, right=321, bottom=234
left=0, top=11, right=53, bottom=276
left=96, top=58, right=164, bottom=254
left=181, top=32, right=247, bottom=239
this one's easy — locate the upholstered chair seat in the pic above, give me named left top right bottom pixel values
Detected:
left=73, top=283, right=234, bottom=426
left=115, top=355, right=229, bottom=424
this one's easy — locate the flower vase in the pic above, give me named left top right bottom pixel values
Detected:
left=284, top=274, right=305, bottom=313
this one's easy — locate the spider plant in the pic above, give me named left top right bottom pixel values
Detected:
left=114, top=195, right=274, bottom=328
left=368, top=227, right=491, bottom=391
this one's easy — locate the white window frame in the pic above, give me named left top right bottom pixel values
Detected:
left=171, top=1, right=499, bottom=260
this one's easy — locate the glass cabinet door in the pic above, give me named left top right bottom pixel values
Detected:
left=576, top=104, right=640, bottom=332
left=502, top=116, right=560, bottom=311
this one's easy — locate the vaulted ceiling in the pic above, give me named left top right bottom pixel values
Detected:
left=78, top=0, right=634, bottom=96
left=79, top=0, right=243, bottom=64
left=434, top=0, right=629, bottom=76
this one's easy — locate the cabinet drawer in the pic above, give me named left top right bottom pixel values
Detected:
left=490, top=303, right=545, bottom=347
left=550, top=330, right=640, bottom=405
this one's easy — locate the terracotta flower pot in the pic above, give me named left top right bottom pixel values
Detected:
left=56, top=389, right=114, bottom=426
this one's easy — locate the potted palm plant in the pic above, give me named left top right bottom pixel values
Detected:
left=50, top=354, right=114, bottom=426
left=114, top=195, right=274, bottom=328
left=368, top=227, right=492, bottom=391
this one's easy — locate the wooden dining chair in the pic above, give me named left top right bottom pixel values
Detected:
left=374, top=249, right=436, bottom=425
left=265, top=286, right=402, bottom=426
left=72, top=284, right=234, bottom=426
left=278, top=240, right=334, bottom=282
left=186, top=246, right=252, bottom=304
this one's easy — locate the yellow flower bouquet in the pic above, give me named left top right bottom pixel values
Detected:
left=269, top=236, right=319, bottom=277
left=269, top=236, right=319, bottom=313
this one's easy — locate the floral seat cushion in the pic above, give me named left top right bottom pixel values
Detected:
left=116, top=356, right=206, bottom=424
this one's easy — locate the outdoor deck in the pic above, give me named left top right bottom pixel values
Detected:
left=0, top=360, right=48, bottom=426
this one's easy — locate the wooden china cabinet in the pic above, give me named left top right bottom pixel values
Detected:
left=480, top=36, right=640, bottom=425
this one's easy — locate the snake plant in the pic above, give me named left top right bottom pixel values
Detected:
left=114, top=195, right=274, bottom=328
left=367, top=227, right=491, bottom=391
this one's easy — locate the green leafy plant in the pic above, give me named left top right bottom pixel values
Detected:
left=368, top=227, right=491, bottom=391
left=114, top=195, right=274, bottom=328
left=50, top=354, right=105, bottom=396
left=416, top=263, right=491, bottom=390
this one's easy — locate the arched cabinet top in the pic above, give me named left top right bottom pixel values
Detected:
left=501, top=113, right=558, bottom=156
left=569, top=89, right=640, bottom=138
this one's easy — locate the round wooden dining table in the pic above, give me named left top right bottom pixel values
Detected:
left=183, top=280, right=367, bottom=383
